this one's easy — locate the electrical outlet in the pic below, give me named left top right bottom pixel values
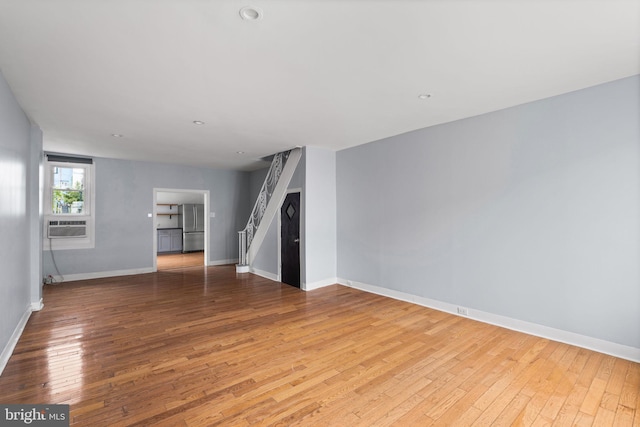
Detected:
left=456, top=306, right=468, bottom=316
left=43, top=275, right=53, bottom=285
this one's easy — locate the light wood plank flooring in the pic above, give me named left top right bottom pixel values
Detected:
left=157, top=251, right=204, bottom=270
left=0, top=265, right=638, bottom=426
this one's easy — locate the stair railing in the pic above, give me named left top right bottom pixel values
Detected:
left=238, top=150, right=291, bottom=267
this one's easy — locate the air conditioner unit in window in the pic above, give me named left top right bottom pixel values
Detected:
left=47, top=220, right=87, bottom=238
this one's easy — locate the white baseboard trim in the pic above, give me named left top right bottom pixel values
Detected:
left=251, top=267, right=279, bottom=282
left=0, top=304, right=32, bottom=376
left=303, top=277, right=338, bottom=291
left=52, top=267, right=155, bottom=283
left=31, top=298, right=43, bottom=311
left=341, top=278, right=640, bottom=363
left=208, top=259, right=238, bottom=267
left=244, top=270, right=338, bottom=289
left=54, top=260, right=240, bottom=283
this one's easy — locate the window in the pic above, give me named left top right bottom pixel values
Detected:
left=51, top=166, right=86, bottom=214
left=44, top=154, right=95, bottom=250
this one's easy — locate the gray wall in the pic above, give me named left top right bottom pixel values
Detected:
left=249, top=166, right=269, bottom=208
left=43, top=157, right=251, bottom=276
left=0, top=70, right=42, bottom=360
left=337, top=75, right=640, bottom=349
left=251, top=214, right=279, bottom=275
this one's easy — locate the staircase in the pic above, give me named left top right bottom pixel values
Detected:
left=237, top=147, right=301, bottom=273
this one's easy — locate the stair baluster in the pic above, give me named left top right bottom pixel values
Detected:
left=237, top=150, right=291, bottom=270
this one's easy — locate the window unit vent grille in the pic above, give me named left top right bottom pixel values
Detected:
left=47, top=220, right=87, bottom=238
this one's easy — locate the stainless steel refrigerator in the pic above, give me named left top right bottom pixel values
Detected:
left=179, top=204, right=205, bottom=252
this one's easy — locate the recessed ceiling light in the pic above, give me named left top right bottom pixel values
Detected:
left=193, top=120, right=205, bottom=125
left=111, top=133, right=124, bottom=138
left=418, top=94, right=432, bottom=100
left=239, top=6, right=262, bottom=20
left=236, top=151, right=245, bottom=154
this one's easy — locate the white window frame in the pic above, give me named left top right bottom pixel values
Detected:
left=43, top=157, right=96, bottom=250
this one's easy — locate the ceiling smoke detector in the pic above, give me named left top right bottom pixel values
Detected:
left=239, top=6, right=262, bottom=21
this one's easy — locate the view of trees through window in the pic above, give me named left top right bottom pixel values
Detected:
left=52, top=166, right=85, bottom=214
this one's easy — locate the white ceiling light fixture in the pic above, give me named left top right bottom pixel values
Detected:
left=236, top=151, right=245, bottom=154
left=418, top=93, right=432, bottom=100
left=192, top=120, right=205, bottom=125
left=239, top=6, right=263, bottom=21
left=111, top=133, right=124, bottom=138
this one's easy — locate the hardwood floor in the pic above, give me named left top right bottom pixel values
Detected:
left=1, top=265, right=638, bottom=426
left=157, top=251, right=205, bottom=270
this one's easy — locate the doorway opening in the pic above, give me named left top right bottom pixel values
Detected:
left=153, top=188, right=209, bottom=271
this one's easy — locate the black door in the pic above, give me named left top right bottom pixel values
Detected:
left=281, top=192, right=300, bottom=288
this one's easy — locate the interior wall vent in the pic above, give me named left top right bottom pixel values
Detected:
left=47, top=220, right=87, bottom=238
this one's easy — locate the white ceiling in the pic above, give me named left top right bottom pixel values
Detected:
left=0, top=0, right=638, bottom=171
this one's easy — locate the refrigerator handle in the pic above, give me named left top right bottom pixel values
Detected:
left=193, top=206, right=197, bottom=230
